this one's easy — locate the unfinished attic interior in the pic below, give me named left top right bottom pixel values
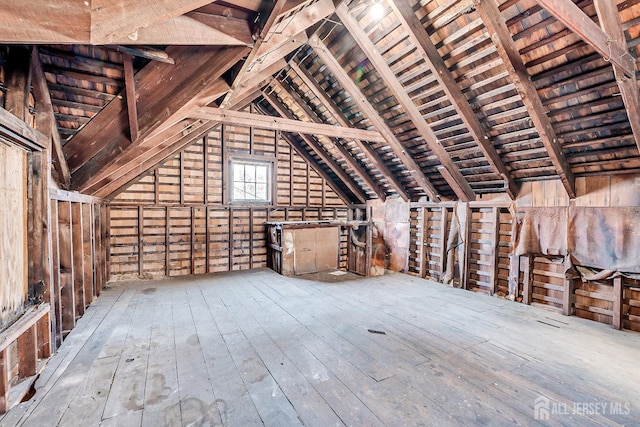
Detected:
left=1, top=0, right=639, bottom=424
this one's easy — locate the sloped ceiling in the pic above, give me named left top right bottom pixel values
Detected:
left=2, top=0, right=639, bottom=203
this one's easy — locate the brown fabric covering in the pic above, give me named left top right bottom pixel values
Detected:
left=513, top=208, right=568, bottom=257
left=442, top=203, right=465, bottom=287
left=569, top=207, right=640, bottom=274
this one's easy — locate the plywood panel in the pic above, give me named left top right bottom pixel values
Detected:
left=293, top=228, right=316, bottom=275
left=0, top=142, right=27, bottom=326
left=314, top=227, right=340, bottom=272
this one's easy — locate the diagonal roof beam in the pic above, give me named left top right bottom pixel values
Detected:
left=289, top=61, right=409, bottom=201
left=254, top=104, right=357, bottom=205
left=275, top=81, right=387, bottom=201
left=336, top=3, right=475, bottom=201
left=592, top=0, right=640, bottom=152
left=222, top=0, right=336, bottom=107
left=535, top=0, right=635, bottom=78
left=308, top=35, right=440, bottom=201
left=68, top=46, right=248, bottom=191
left=476, top=0, right=577, bottom=198
left=391, top=0, right=518, bottom=199
left=30, top=47, right=71, bottom=188
left=263, top=90, right=368, bottom=204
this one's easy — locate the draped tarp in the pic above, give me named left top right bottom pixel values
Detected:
left=513, top=207, right=568, bottom=257
left=569, top=207, right=640, bottom=274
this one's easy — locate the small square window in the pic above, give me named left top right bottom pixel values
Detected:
left=230, top=159, right=272, bottom=203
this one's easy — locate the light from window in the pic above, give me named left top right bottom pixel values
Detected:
left=232, top=161, right=270, bottom=202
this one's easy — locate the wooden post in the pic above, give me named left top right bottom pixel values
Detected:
left=203, top=136, right=209, bottom=204
left=439, top=207, right=448, bottom=281
left=154, top=168, right=160, bottom=205
left=82, top=203, right=94, bottom=306
left=488, top=207, right=501, bottom=296
left=36, top=312, right=51, bottom=359
left=165, top=207, right=171, bottom=276
left=462, top=204, right=472, bottom=290
left=58, top=201, right=76, bottom=332
left=563, top=276, right=575, bottom=316
left=138, top=206, right=144, bottom=277
left=17, top=326, right=37, bottom=378
left=419, top=207, right=428, bottom=279
left=50, top=200, right=62, bottom=347
left=205, top=206, right=211, bottom=274
left=179, top=151, right=185, bottom=205
left=104, top=206, right=111, bottom=281
left=522, top=255, right=533, bottom=305
left=71, top=203, right=85, bottom=318
left=0, top=350, right=8, bottom=413
left=190, top=207, right=196, bottom=275
left=613, top=276, right=624, bottom=330
left=249, top=208, right=254, bottom=269
left=365, top=222, right=372, bottom=277
left=229, top=208, right=234, bottom=271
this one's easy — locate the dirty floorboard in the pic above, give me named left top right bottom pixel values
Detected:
left=3, top=268, right=639, bottom=426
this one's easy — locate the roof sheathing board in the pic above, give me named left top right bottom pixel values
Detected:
left=500, top=0, right=640, bottom=176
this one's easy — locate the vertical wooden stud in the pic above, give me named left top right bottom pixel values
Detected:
left=179, top=151, right=185, bottom=205
left=0, top=350, right=9, bottom=413
left=613, top=276, right=624, bottom=330
left=439, top=207, right=448, bottom=281
left=229, top=208, right=234, bottom=271
left=249, top=208, right=254, bottom=269
left=82, top=203, right=94, bottom=306
left=205, top=206, right=211, bottom=274
left=563, top=276, right=575, bottom=316
left=17, top=325, right=37, bottom=378
left=488, top=207, right=501, bottom=296
left=138, top=205, right=144, bottom=277
left=165, top=206, right=171, bottom=276
left=36, top=311, right=51, bottom=359
left=203, top=136, right=209, bottom=204
left=522, top=255, right=533, bottom=305
left=419, top=207, right=428, bottom=279
left=190, top=206, right=196, bottom=275
left=71, top=203, right=85, bottom=318
left=462, top=204, right=472, bottom=290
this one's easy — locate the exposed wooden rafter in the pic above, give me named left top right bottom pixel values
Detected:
left=188, top=107, right=387, bottom=143
left=335, top=4, right=475, bottom=201
left=222, top=0, right=335, bottom=107
left=30, top=48, right=71, bottom=188
left=254, top=104, right=356, bottom=205
left=69, top=46, right=248, bottom=192
left=270, top=83, right=385, bottom=201
left=289, top=61, right=409, bottom=201
left=391, top=0, right=518, bottom=199
left=592, top=0, right=640, bottom=152
left=308, top=34, right=441, bottom=201
left=476, top=0, right=577, bottom=198
left=263, top=90, right=367, bottom=204
left=535, top=0, right=636, bottom=78
left=122, top=54, right=139, bottom=142
left=0, top=1, right=252, bottom=45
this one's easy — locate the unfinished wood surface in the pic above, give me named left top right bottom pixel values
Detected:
left=0, top=142, right=28, bottom=326
left=3, top=269, right=639, bottom=426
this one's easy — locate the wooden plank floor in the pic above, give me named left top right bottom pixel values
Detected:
left=2, top=268, right=639, bottom=426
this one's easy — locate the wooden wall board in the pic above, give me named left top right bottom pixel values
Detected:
left=109, top=116, right=348, bottom=280
left=0, top=142, right=27, bottom=327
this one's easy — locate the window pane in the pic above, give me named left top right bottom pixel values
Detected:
left=233, top=164, right=243, bottom=181
left=233, top=185, right=244, bottom=200
left=256, top=184, right=267, bottom=200
left=246, top=182, right=255, bottom=197
left=256, top=165, right=267, bottom=183
left=245, top=164, right=256, bottom=183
